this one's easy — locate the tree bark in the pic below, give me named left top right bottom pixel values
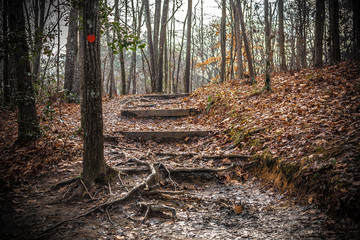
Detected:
left=279, top=0, right=286, bottom=71
left=176, top=14, right=187, bottom=93
left=32, top=0, right=46, bottom=84
left=153, top=0, right=161, bottom=71
left=232, top=0, right=243, bottom=80
left=236, top=0, right=255, bottom=84
left=183, top=0, right=192, bottom=93
left=264, top=0, right=271, bottom=91
left=329, top=0, right=340, bottom=64
left=314, top=0, right=325, bottom=68
left=81, top=0, right=108, bottom=186
left=353, top=0, right=360, bottom=60
left=157, top=0, right=169, bottom=93
left=8, top=0, right=40, bottom=143
left=220, top=0, right=226, bottom=83
left=2, top=0, right=10, bottom=105
left=115, top=0, right=124, bottom=95
left=143, top=0, right=156, bottom=92
left=64, top=5, right=79, bottom=98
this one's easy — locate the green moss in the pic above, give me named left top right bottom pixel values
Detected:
left=280, top=162, right=300, bottom=180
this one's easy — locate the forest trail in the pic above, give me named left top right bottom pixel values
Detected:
left=2, top=94, right=358, bottom=239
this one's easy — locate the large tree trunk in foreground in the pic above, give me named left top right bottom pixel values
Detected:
left=8, top=0, right=40, bottom=144
left=81, top=0, right=110, bottom=186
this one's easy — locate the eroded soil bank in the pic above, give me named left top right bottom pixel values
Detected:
left=190, top=61, right=360, bottom=222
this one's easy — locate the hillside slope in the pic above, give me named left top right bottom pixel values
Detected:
left=190, top=61, right=360, bottom=220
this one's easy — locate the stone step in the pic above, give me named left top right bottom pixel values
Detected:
left=121, top=108, right=198, bottom=118
left=116, top=130, right=212, bottom=140
left=141, top=93, right=189, bottom=99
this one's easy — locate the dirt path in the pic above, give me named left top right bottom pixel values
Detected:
left=1, top=94, right=359, bottom=239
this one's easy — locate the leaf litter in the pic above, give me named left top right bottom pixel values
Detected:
left=0, top=61, right=360, bottom=239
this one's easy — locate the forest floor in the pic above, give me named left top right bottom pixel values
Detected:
left=0, top=61, right=360, bottom=239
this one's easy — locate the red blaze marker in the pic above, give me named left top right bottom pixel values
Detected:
left=87, top=34, right=96, bottom=43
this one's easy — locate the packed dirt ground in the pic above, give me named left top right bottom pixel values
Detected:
left=0, top=61, right=360, bottom=239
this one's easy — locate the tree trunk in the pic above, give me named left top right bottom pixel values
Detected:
left=64, top=5, right=79, bottom=98
left=329, top=0, right=340, bottom=64
left=353, top=0, right=360, bottom=60
left=32, top=0, right=46, bottom=84
left=236, top=0, right=255, bottom=84
left=220, top=0, right=226, bottom=83
left=8, top=0, right=40, bottom=143
left=105, top=0, right=115, bottom=98
left=279, top=0, right=286, bottom=71
left=106, top=31, right=115, bottom=98
left=314, top=0, right=325, bottom=68
left=183, top=0, right=192, bottom=93
left=229, top=9, right=234, bottom=80
left=144, top=0, right=156, bottom=92
left=153, top=0, right=161, bottom=72
left=114, top=0, right=124, bottom=95
left=176, top=14, right=187, bottom=93
left=81, top=0, right=111, bottom=186
left=2, top=0, right=10, bottom=105
left=264, top=0, right=271, bottom=91
left=232, top=0, right=243, bottom=80
left=156, top=0, right=169, bottom=93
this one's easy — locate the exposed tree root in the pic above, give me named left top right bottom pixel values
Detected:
left=38, top=158, right=236, bottom=239
left=167, top=163, right=235, bottom=173
left=37, top=158, right=158, bottom=239
left=138, top=201, right=176, bottom=221
left=50, top=177, right=79, bottom=190
left=155, top=151, right=251, bottom=159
